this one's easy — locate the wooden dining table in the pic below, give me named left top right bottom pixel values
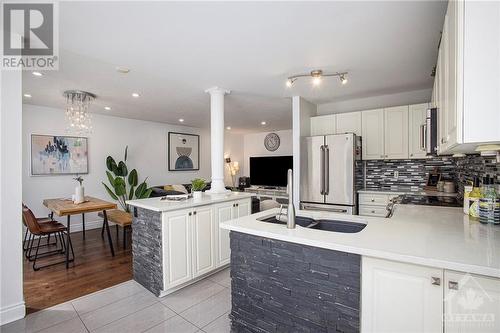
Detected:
left=43, top=196, right=117, bottom=268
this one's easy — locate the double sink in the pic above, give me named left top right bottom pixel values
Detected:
left=257, top=215, right=366, bottom=233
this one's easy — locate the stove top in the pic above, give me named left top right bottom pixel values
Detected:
left=399, top=195, right=462, bottom=207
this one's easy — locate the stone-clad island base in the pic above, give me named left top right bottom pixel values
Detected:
left=229, top=231, right=360, bottom=333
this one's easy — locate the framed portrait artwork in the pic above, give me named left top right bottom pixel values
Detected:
left=31, top=134, right=89, bottom=175
left=168, top=132, right=200, bottom=171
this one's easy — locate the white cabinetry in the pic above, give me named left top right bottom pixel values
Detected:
left=335, top=112, right=362, bottom=136
left=362, top=109, right=385, bottom=160
left=384, top=106, right=409, bottom=159
left=310, top=114, right=335, bottom=136
left=192, top=206, right=215, bottom=277
left=163, top=208, right=192, bottom=289
left=444, top=271, right=500, bottom=333
left=362, top=257, right=444, bottom=333
left=433, top=0, right=500, bottom=154
left=409, top=103, right=429, bottom=159
left=358, top=192, right=400, bottom=217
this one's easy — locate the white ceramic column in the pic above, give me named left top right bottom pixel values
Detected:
left=205, top=86, right=231, bottom=194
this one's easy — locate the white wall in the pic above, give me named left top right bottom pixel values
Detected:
left=22, top=105, right=212, bottom=231
left=317, top=88, right=432, bottom=115
left=242, top=130, right=293, bottom=176
left=0, top=70, right=25, bottom=324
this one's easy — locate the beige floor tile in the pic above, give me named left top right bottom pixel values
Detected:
left=160, top=279, right=225, bottom=313
left=202, top=312, right=231, bottom=333
left=143, top=315, right=199, bottom=333
left=36, top=317, right=88, bottom=333
left=180, top=289, right=231, bottom=328
left=208, top=269, right=231, bottom=288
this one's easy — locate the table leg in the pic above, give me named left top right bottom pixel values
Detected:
left=82, top=213, right=86, bottom=240
left=103, top=210, right=115, bottom=256
left=66, top=215, right=71, bottom=268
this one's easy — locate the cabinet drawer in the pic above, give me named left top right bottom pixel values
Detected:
left=359, top=194, right=390, bottom=206
left=359, top=205, right=388, bottom=217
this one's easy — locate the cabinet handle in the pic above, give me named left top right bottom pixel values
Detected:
left=380, top=155, right=384, bottom=158
left=448, top=281, right=458, bottom=290
left=370, top=199, right=375, bottom=202
left=431, top=277, right=441, bottom=286
left=371, top=210, right=375, bottom=213
left=193, top=211, right=197, bottom=215
left=236, top=203, right=239, bottom=207
left=410, top=153, right=413, bottom=157
left=188, top=212, right=192, bottom=216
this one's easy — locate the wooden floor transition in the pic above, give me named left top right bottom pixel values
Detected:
left=23, top=227, right=132, bottom=314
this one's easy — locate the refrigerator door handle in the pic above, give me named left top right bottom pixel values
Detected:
left=320, top=145, right=325, bottom=195
left=324, top=145, right=330, bottom=195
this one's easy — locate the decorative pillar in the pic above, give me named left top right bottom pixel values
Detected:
left=205, top=86, right=231, bottom=194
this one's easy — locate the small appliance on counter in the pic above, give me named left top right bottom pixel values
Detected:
left=238, top=177, right=251, bottom=190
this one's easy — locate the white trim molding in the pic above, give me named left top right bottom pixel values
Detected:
left=0, top=301, right=25, bottom=326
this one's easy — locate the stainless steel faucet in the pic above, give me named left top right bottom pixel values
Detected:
left=287, top=169, right=296, bottom=229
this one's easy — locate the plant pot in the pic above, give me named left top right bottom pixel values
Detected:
left=74, top=185, right=85, bottom=204
left=192, top=191, right=202, bottom=199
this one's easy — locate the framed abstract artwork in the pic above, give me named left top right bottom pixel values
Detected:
left=168, top=132, right=200, bottom=171
left=31, top=134, right=88, bottom=175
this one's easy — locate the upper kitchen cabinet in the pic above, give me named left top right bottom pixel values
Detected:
left=362, top=109, right=385, bottom=160
left=336, top=112, right=362, bottom=136
left=434, top=0, right=500, bottom=154
left=310, top=114, right=335, bottom=136
left=409, top=103, right=429, bottom=159
left=384, top=106, right=409, bottom=159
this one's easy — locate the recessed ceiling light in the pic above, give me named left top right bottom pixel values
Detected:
left=261, top=121, right=267, bottom=125
left=226, top=126, right=231, bottom=130
left=132, top=92, right=140, bottom=98
left=104, top=106, right=111, bottom=111
left=23, top=93, right=32, bottom=98
left=179, top=118, right=184, bottom=123
left=116, top=66, right=130, bottom=74
left=32, top=71, right=43, bottom=77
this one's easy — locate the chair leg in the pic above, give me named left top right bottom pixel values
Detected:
left=32, top=237, right=42, bottom=271
left=123, top=226, right=126, bottom=249
left=101, top=221, right=105, bottom=238
left=116, top=224, right=119, bottom=241
left=82, top=213, right=86, bottom=240
left=47, top=233, right=51, bottom=245
left=27, top=234, right=35, bottom=260
left=23, top=228, right=29, bottom=251
left=67, top=231, right=75, bottom=262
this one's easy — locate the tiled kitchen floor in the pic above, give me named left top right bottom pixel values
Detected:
left=1, top=268, right=232, bottom=333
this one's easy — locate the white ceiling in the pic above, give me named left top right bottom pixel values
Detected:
left=22, top=1, right=446, bottom=133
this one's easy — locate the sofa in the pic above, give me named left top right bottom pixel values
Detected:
left=150, top=183, right=213, bottom=197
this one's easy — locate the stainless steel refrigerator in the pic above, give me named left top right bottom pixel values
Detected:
left=300, top=133, right=361, bottom=214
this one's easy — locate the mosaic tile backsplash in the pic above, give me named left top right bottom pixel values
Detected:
left=364, top=155, right=499, bottom=196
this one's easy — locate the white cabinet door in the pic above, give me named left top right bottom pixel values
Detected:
left=335, top=112, right=362, bottom=136
left=310, top=114, right=336, bottom=136
left=362, top=109, right=385, bottom=160
left=408, top=103, right=428, bottom=159
left=384, top=106, right=409, bottom=159
left=362, top=257, right=443, bottom=333
left=444, top=0, right=459, bottom=150
left=444, top=271, right=500, bottom=333
left=214, top=202, right=234, bottom=267
left=163, top=209, right=192, bottom=289
left=236, top=199, right=251, bottom=218
left=192, top=206, right=215, bottom=277
left=438, top=14, right=449, bottom=154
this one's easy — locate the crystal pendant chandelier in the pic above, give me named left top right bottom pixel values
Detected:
left=63, top=90, right=96, bottom=134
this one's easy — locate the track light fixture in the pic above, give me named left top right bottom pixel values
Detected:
left=286, top=70, right=348, bottom=87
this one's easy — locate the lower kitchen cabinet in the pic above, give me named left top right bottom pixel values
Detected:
left=362, top=257, right=500, bottom=333
left=192, top=206, right=216, bottom=277
left=358, top=193, right=400, bottom=217
left=362, top=257, right=443, bottom=333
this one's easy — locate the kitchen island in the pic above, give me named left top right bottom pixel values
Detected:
left=126, top=192, right=253, bottom=297
left=221, top=205, right=500, bottom=332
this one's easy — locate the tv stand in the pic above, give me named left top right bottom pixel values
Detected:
left=244, top=186, right=288, bottom=204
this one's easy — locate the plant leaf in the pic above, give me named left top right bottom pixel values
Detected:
left=117, top=161, right=128, bottom=177
left=139, top=188, right=153, bottom=199
left=106, top=171, right=115, bottom=186
left=129, top=185, right=135, bottom=200
left=102, top=182, right=118, bottom=200
left=135, top=182, right=147, bottom=198
left=128, top=169, right=138, bottom=186
left=106, top=156, right=117, bottom=173
left=114, top=177, right=126, bottom=196
left=124, top=146, right=128, bottom=162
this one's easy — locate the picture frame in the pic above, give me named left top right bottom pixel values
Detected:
left=168, top=132, right=200, bottom=171
left=31, top=134, right=89, bottom=176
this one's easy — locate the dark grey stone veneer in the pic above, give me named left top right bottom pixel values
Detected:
left=132, top=207, right=163, bottom=296
left=230, top=231, right=360, bottom=333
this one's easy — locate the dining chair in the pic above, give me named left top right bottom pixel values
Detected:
left=22, top=204, right=57, bottom=256
left=22, top=207, right=74, bottom=270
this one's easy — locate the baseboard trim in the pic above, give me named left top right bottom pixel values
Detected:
left=0, top=301, right=25, bottom=326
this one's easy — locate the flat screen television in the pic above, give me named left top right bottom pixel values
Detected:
left=249, top=156, right=293, bottom=187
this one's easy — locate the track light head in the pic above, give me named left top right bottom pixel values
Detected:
left=286, top=78, right=296, bottom=87
left=340, top=74, right=348, bottom=85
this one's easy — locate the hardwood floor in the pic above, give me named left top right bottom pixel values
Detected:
left=23, top=227, right=132, bottom=314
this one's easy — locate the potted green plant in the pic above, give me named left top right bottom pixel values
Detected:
left=191, top=178, right=206, bottom=199
left=102, top=146, right=152, bottom=212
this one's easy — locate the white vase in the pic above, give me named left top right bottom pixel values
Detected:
left=192, top=191, right=202, bottom=199
left=74, top=185, right=84, bottom=204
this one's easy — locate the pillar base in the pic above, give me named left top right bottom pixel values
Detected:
left=206, top=179, right=230, bottom=194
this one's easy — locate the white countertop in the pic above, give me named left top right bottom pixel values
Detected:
left=358, top=189, right=458, bottom=197
left=221, top=205, right=500, bottom=278
left=127, top=192, right=254, bottom=212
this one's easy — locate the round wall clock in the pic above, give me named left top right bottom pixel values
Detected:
left=264, top=133, right=280, bottom=151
